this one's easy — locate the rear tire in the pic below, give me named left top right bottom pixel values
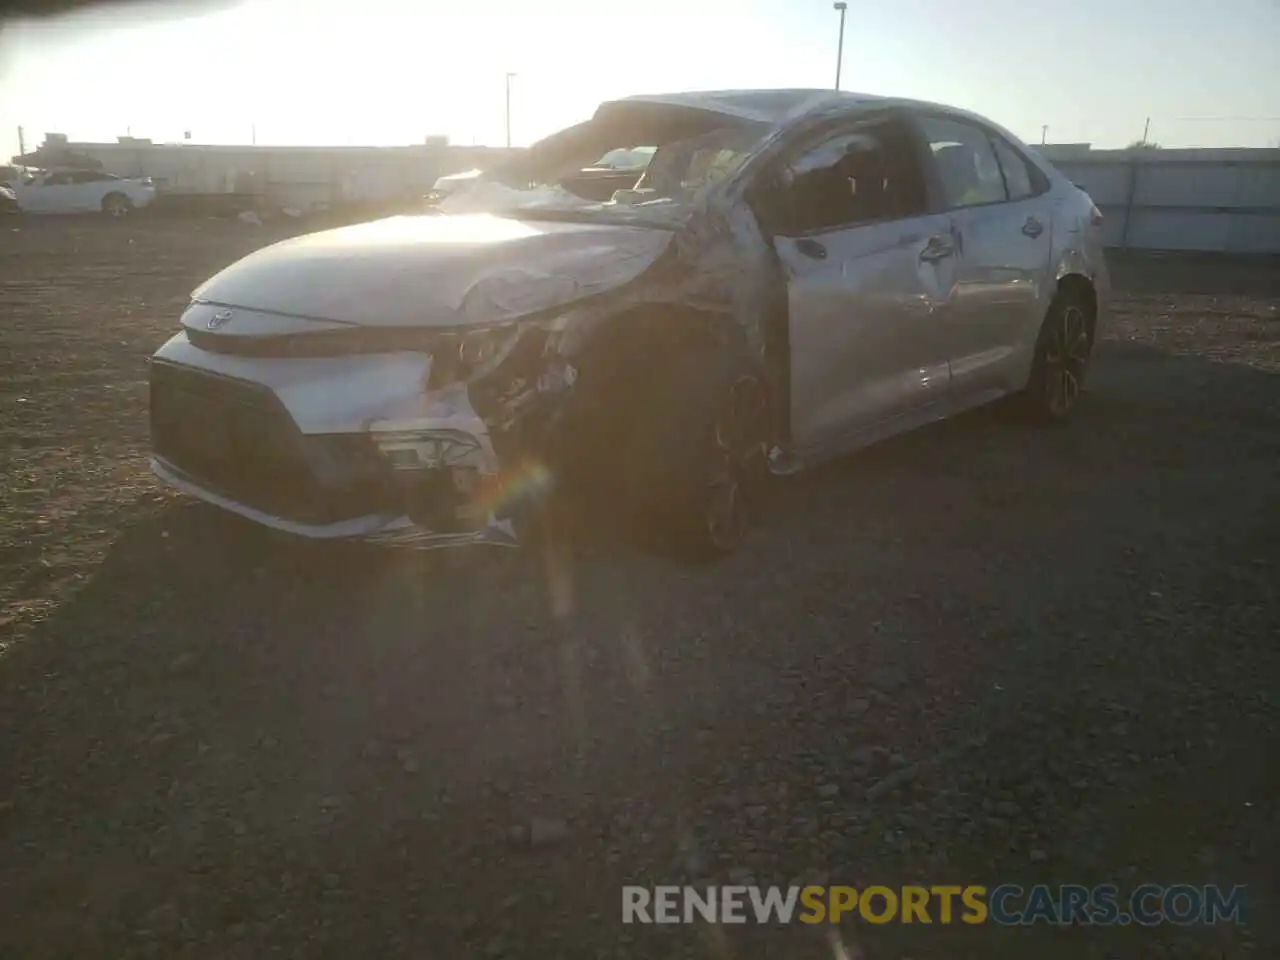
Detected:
left=102, top=192, right=133, bottom=218
left=1020, top=287, right=1094, bottom=424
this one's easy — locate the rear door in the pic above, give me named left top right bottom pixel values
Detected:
left=756, top=116, right=957, bottom=454
left=916, top=115, right=1053, bottom=399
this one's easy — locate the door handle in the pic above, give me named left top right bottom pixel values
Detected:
left=919, top=236, right=954, bottom=263
left=1022, top=217, right=1044, bottom=238
left=794, top=238, right=827, bottom=260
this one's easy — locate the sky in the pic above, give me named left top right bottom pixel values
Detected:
left=1, top=0, right=1277, bottom=160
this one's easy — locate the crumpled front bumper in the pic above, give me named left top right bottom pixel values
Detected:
left=148, top=331, right=544, bottom=550
left=150, top=455, right=520, bottom=549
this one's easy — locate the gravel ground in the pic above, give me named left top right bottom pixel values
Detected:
left=1, top=218, right=1278, bottom=959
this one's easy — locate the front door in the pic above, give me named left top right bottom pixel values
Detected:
left=759, top=118, right=956, bottom=454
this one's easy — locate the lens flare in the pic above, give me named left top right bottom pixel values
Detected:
left=478, top=458, right=557, bottom=521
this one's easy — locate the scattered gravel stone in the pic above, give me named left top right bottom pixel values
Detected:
left=141, top=903, right=180, bottom=936
left=529, top=817, right=569, bottom=847
left=869, top=667, right=908, bottom=694
left=851, top=746, right=878, bottom=766
left=866, top=763, right=920, bottom=801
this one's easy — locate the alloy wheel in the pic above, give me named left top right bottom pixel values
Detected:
left=1043, top=304, right=1091, bottom=417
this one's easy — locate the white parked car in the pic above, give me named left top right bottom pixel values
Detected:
left=426, top=168, right=484, bottom=203
left=3, top=169, right=157, bottom=216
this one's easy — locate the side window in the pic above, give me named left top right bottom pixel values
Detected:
left=71, top=171, right=111, bottom=183
left=766, top=121, right=928, bottom=233
left=991, top=137, right=1038, bottom=201
left=920, top=116, right=1007, bottom=209
left=44, top=172, right=74, bottom=186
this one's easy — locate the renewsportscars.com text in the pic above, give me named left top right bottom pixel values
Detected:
left=622, top=884, right=1248, bottom=926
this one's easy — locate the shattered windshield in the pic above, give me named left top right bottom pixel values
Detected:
left=438, top=106, right=769, bottom=221
left=592, top=146, right=657, bottom=170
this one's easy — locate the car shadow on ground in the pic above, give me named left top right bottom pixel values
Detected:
left=1, top=341, right=1276, bottom=957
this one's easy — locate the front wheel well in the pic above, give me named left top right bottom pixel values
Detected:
left=1055, top=273, right=1098, bottom=334
left=549, top=303, right=762, bottom=485
left=100, top=191, right=133, bottom=211
left=578, top=302, right=746, bottom=365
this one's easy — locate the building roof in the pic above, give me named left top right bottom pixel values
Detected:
left=11, top=145, right=103, bottom=169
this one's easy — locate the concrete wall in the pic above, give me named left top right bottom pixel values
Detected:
left=47, top=138, right=521, bottom=211
left=1037, top=146, right=1280, bottom=254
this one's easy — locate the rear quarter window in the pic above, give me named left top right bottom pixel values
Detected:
left=992, top=138, right=1049, bottom=200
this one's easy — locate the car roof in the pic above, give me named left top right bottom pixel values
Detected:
left=605, top=88, right=1041, bottom=156
left=606, top=89, right=885, bottom=124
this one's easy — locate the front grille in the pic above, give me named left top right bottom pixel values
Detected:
left=185, top=325, right=441, bottom=358
left=149, top=361, right=393, bottom=524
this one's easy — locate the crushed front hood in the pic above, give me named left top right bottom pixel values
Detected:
left=190, top=213, right=672, bottom=329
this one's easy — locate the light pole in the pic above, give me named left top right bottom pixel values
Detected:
left=504, top=72, right=517, bottom=148
left=833, top=2, right=848, bottom=91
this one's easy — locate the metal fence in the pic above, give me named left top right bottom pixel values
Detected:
left=1040, top=147, right=1280, bottom=254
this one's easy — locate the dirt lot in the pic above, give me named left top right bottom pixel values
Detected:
left=1, top=218, right=1278, bottom=959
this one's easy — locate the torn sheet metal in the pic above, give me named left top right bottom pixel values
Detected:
left=368, top=382, right=500, bottom=475
left=366, top=518, right=519, bottom=549
left=671, top=196, right=778, bottom=363
left=363, top=381, right=530, bottom=547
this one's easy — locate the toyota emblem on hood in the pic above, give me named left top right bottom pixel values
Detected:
left=207, top=309, right=233, bottom=330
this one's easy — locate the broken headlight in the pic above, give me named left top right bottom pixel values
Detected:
left=427, top=317, right=566, bottom=391
left=458, top=327, right=509, bottom=367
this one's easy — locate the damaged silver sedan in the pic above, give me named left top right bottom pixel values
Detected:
left=149, top=89, right=1110, bottom=559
